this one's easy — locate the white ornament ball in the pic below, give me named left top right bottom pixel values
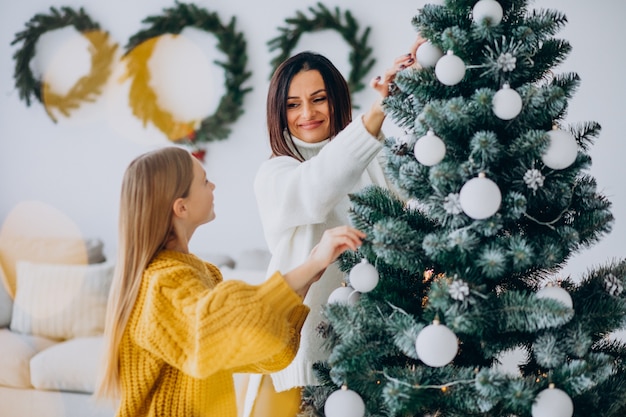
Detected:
left=328, top=285, right=356, bottom=305
left=349, top=259, right=379, bottom=293
left=536, top=285, right=573, bottom=309
left=414, top=130, right=446, bottom=166
left=324, top=387, right=366, bottom=417
left=435, top=51, right=466, bottom=86
left=416, top=40, right=444, bottom=68
left=415, top=321, right=459, bottom=367
left=531, top=386, right=574, bottom=417
left=541, top=129, right=578, bottom=170
left=492, top=84, right=523, bottom=120
left=459, top=174, right=502, bottom=219
left=348, top=290, right=361, bottom=305
left=473, top=0, right=504, bottom=26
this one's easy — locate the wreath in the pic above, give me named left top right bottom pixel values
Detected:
left=11, top=6, right=117, bottom=122
left=268, top=2, right=376, bottom=97
left=123, top=1, right=252, bottom=147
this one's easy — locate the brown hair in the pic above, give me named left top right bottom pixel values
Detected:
left=95, top=146, right=193, bottom=400
left=266, top=51, right=352, bottom=161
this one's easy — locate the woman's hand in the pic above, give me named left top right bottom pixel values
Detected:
left=370, top=34, right=428, bottom=98
left=370, top=53, right=415, bottom=99
left=363, top=39, right=421, bottom=137
left=283, top=226, right=365, bottom=298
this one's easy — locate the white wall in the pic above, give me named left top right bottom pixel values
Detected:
left=0, top=0, right=624, bottom=279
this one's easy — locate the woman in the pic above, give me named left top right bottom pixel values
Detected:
left=247, top=49, right=417, bottom=416
left=95, top=146, right=365, bottom=417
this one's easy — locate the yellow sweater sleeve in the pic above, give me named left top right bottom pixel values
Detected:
left=131, top=253, right=309, bottom=379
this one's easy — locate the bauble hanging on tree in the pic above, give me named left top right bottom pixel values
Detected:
left=541, top=127, right=578, bottom=170
left=459, top=173, right=502, bottom=219
left=472, top=0, right=504, bottom=26
left=324, top=385, right=365, bottom=417
left=416, top=40, right=443, bottom=68
left=531, top=384, right=574, bottom=417
left=536, top=283, right=573, bottom=309
left=435, top=50, right=466, bottom=86
left=415, top=319, right=459, bottom=367
left=349, top=259, right=379, bottom=293
left=492, top=83, right=523, bottom=120
left=413, top=130, right=446, bottom=166
left=328, top=284, right=359, bottom=305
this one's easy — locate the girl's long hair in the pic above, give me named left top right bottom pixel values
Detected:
left=95, top=146, right=193, bottom=400
left=266, top=51, right=352, bottom=161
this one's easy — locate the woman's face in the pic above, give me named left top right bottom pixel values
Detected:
left=286, top=69, right=331, bottom=143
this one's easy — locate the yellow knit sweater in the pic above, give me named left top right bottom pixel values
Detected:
left=116, top=250, right=309, bottom=417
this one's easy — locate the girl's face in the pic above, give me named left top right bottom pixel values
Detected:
left=286, top=69, right=331, bottom=143
left=185, top=157, right=216, bottom=227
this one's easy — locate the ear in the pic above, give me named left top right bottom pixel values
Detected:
left=172, top=197, right=188, bottom=219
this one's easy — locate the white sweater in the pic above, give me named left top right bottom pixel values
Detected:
left=253, top=116, right=390, bottom=391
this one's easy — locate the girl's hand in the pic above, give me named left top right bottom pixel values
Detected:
left=308, top=226, right=366, bottom=283
left=283, top=226, right=365, bottom=297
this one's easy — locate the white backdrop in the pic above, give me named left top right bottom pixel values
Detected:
left=0, top=0, right=624, bottom=279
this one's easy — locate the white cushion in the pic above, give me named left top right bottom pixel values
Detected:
left=0, top=236, right=90, bottom=299
left=30, top=336, right=103, bottom=393
left=0, top=328, right=58, bottom=388
left=10, top=261, right=114, bottom=340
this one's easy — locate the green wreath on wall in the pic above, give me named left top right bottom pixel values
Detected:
left=11, top=3, right=371, bottom=146
left=11, top=6, right=118, bottom=122
left=123, top=1, right=252, bottom=148
left=268, top=2, right=376, bottom=99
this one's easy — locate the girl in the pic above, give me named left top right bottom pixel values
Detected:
left=95, top=146, right=364, bottom=417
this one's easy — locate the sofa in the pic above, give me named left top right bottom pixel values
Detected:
left=0, top=234, right=116, bottom=417
left=0, top=233, right=270, bottom=417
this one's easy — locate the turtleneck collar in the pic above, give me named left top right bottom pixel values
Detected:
left=290, top=135, right=330, bottom=161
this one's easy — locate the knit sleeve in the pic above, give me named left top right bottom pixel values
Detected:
left=231, top=298, right=310, bottom=374
left=132, top=268, right=310, bottom=379
left=254, top=117, right=383, bottom=236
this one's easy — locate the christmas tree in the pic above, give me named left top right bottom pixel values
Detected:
left=303, top=1, right=626, bottom=416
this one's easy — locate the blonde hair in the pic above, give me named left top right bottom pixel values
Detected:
left=95, top=147, right=193, bottom=400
